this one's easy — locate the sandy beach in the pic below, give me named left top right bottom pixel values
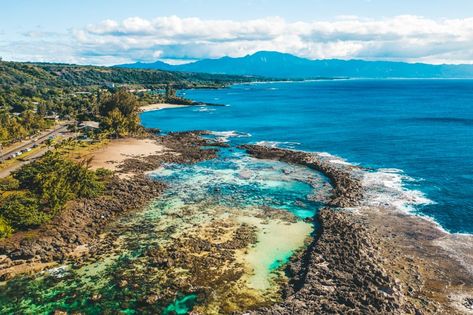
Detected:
left=140, top=103, right=190, bottom=112
left=87, top=138, right=167, bottom=176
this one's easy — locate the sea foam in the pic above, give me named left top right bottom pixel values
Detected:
left=360, top=168, right=435, bottom=213
left=211, top=130, right=252, bottom=142
left=255, top=141, right=301, bottom=149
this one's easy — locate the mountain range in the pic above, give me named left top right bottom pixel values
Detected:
left=116, top=51, right=473, bottom=79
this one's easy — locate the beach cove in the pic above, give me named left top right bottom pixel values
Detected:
left=0, top=131, right=332, bottom=314
left=0, top=79, right=472, bottom=314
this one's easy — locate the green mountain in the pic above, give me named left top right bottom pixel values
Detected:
left=0, top=61, right=256, bottom=89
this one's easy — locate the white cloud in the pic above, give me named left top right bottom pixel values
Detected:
left=3, top=15, right=473, bottom=65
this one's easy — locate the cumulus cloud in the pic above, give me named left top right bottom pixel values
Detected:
left=4, top=15, right=473, bottom=65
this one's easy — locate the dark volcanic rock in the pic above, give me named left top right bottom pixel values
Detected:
left=249, top=208, right=417, bottom=315
left=240, top=145, right=429, bottom=315
left=240, top=145, right=364, bottom=208
left=118, top=131, right=228, bottom=174
left=0, top=176, right=166, bottom=264
left=0, top=132, right=221, bottom=277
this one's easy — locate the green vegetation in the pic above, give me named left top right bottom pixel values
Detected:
left=0, top=110, right=53, bottom=144
left=0, top=177, right=19, bottom=191
left=0, top=193, right=47, bottom=230
left=0, top=59, right=258, bottom=238
left=0, top=152, right=106, bottom=233
left=0, top=60, right=252, bottom=90
left=0, top=217, right=13, bottom=238
left=99, top=89, right=142, bottom=137
left=13, top=152, right=104, bottom=212
left=0, top=60, right=254, bottom=146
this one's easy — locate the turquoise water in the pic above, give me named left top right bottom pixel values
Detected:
left=149, top=148, right=329, bottom=219
left=0, top=147, right=327, bottom=314
left=163, top=295, right=197, bottom=315
left=141, top=79, right=473, bottom=234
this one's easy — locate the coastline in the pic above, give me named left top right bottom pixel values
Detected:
left=140, top=101, right=227, bottom=113
left=0, top=131, right=225, bottom=281
left=0, top=133, right=472, bottom=313
left=140, top=103, right=191, bottom=112
left=241, top=144, right=473, bottom=314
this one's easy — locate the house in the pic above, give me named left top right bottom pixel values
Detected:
left=44, top=112, right=60, bottom=120
left=78, top=121, right=100, bottom=130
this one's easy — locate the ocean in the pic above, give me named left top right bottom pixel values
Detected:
left=141, top=79, right=473, bottom=234
left=2, top=79, right=471, bottom=313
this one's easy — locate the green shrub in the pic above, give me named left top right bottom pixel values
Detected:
left=0, top=177, right=20, bottom=192
left=13, top=152, right=104, bottom=212
left=0, top=194, right=48, bottom=230
left=95, top=167, right=114, bottom=179
left=0, top=216, right=13, bottom=239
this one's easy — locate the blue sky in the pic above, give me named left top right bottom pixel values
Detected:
left=2, top=0, right=473, bottom=65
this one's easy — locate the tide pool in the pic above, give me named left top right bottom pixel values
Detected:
left=0, top=146, right=327, bottom=314
left=141, top=79, right=473, bottom=234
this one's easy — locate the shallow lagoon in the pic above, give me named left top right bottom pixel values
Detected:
left=142, top=79, right=473, bottom=233
left=0, top=147, right=330, bottom=314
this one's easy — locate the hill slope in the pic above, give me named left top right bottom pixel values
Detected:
left=116, top=51, right=473, bottom=79
left=0, top=61, right=256, bottom=90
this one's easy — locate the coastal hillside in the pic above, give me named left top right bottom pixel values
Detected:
left=0, top=60, right=256, bottom=145
left=116, top=51, right=473, bottom=79
left=0, top=61, right=256, bottom=89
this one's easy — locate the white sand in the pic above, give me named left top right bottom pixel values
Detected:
left=88, top=138, right=166, bottom=172
left=140, top=103, right=190, bottom=112
left=237, top=216, right=312, bottom=290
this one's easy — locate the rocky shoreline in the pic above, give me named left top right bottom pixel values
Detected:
left=241, top=144, right=473, bottom=315
left=1, top=136, right=472, bottom=314
left=0, top=131, right=224, bottom=281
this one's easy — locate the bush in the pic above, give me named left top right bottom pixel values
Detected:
left=0, top=216, right=13, bottom=238
left=0, top=177, right=20, bottom=192
left=99, top=89, right=142, bottom=137
left=95, top=168, right=114, bottom=179
left=13, top=152, right=104, bottom=212
left=0, top=194, right=49, bottom=230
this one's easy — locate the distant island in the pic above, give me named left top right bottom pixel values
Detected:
left=116, top=51, right=473, bottom=79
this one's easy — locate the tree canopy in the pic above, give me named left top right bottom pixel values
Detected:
left=0, top=152, right=106, bottom=235
left=99, top=89, right=142, bottom=137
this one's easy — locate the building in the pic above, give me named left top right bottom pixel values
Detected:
left=78, top=121, right=100, bottom=130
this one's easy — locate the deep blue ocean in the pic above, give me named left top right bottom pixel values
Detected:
left=141, top=79, right=473, bottom=234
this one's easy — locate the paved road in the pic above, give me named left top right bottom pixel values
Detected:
left=0, top=123, right=74, bottom=178
left=0, top=123, right=70, bottom=161
left=0, top=146, right=50, bottom=178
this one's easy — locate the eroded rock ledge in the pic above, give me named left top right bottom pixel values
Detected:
left=242, top=144, right=473, bottom=315
left=250, top=208, right=412, bottom=314
left=0, top=131, right=222, bottom=280
left=240, top=145, right=363, bottom=208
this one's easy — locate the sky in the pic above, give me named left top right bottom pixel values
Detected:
left=1, top=0, right=473, bottom=65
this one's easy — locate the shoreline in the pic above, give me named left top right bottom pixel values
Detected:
left=140, top=102, right=226, bottom=113
left=0, top=131, right=226, bottom=281
left=241, top=144, right=473, bottom=314
left=0, top=134, right=472, bottom=313
left=140, top=103, right=191, bottom=112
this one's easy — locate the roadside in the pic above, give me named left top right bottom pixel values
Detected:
left=0, top=131, right=224, bottom=281
left=0, top=122, right=76, bottom=178
left=0, top=122, right=70, bottom=161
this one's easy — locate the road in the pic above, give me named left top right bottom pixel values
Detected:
left=0, top=123, right=70, bottom=161
left=0, top=123, right=74, bottom=178
left=0, top=146, right=50, bottom=178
